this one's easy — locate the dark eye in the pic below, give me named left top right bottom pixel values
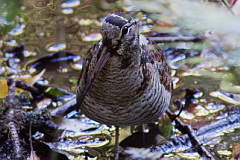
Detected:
left=122, top=26, right=129, bottom=35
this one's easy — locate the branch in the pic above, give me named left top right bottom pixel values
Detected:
left=221, top=0, right=235, bottom=15
left=15, top=79, right=43, bottom=98
left=166, top=109, right=216, bottom=159
left=231, top=0, right=238, bottom=7
left=51, top=98, right=77, bottom=117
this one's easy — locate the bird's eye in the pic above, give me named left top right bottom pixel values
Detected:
left=122, top=26, right=129, bottom=35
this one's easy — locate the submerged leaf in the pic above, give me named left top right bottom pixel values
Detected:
left=27, top=51, right=80, bottom=73
left=34, top=82, right=75, bottom=101
left=158, top=114, right=173, bottom=140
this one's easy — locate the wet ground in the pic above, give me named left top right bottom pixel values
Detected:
left=0, top=0, right=240, bottom=159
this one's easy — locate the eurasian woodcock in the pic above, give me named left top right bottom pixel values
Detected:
left=76, top=12, right=172, bottom=158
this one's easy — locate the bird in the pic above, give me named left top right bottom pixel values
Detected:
left=76, top=13, right=172, bottom=159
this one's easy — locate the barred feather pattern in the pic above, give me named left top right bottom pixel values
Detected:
left=76, top=35, right=172, bottom=126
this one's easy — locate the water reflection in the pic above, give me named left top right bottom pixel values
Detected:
left=5, top=0, right=118, bottom=91
left=61, top=0, right=80, bottom=8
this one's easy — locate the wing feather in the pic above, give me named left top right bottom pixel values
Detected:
left=147, top=47, right=172, bottom=92
left=139, top=38, right=172, bottom=93
left=76, top=41, right=101, bottom=110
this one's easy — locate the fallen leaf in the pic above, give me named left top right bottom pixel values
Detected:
left=231, top=142, right=240, bottom=159
left=27, top=51, right=80, bottom=73
left=0, top=69, right=45, bottom=98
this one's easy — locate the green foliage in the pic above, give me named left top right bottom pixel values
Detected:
left=159, top=115, right=173, bottom=140
left=0, top=0, right=22, bottom=21
left=0, top=0, right=22, bottom=36
left=69, top=78, right=78, bottom=85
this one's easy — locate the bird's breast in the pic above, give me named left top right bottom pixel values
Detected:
left=80, top=56, right=171, bottom=126
left=88, top=56, right=143, bottom=106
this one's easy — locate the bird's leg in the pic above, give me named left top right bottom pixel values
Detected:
left=140, top=124, right=146, bottom=147
left=114, top=126, right=120, bottom=160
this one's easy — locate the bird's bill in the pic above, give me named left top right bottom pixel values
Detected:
left=76, top=46, right=110, bottom=111
left=88, top=46, right=110, bottom=83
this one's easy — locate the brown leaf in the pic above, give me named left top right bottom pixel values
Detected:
left=231, top=142, right=240, bottom=159
left=0, top=69, right=45, bottom=98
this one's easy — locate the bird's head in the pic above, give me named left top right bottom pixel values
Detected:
left=100, top=13, right=139, bottom=55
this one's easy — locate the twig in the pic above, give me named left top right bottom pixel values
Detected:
left=151, top=134, right=191, bottom=153
left=7, top=79, right=16, bottom=103
left=29, top=123, right=33, bottom=152
left=148, top=35, right=203, bottom=43
left=6, top=79, right=23, bottom=160
left=231, top=0, right=238, bottom=7
left=8, top=121, right=22, bottom=159
left=168, top=99, right=183, bottom=121
left=166, top=109, right=216, bottom=160
left=15, top=79, right=42, bottom=98
left=221, top=0, right=235, bottom=15
left=152, top=111, right=240, bottom=158
left=51, top=98, right=76, bottom=117
left=29, top=123, right=40, bottom=160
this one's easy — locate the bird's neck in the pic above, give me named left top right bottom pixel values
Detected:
left=92, top=51, right=144, bottom=99
left=106, top=46, right=142, bottom=70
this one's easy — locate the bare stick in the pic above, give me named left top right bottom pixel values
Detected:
left=7, top=79, right=16, bottom=103
left=221, top=0, right=235, bottom=15
left=15, top=79, right=41, bottom=97
left=231, top=0, right=238, bottom=7
left=51, top=98, right=76, bottom=117
left=167, top=109, right=216, bottom=160
left=6, top=79, right=23, bottom=160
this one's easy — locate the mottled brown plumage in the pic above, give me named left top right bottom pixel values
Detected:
left=76, top=13, right=172, bottom=127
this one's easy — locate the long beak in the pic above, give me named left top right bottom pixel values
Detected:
left=76, top=46, right=110, bottom=111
